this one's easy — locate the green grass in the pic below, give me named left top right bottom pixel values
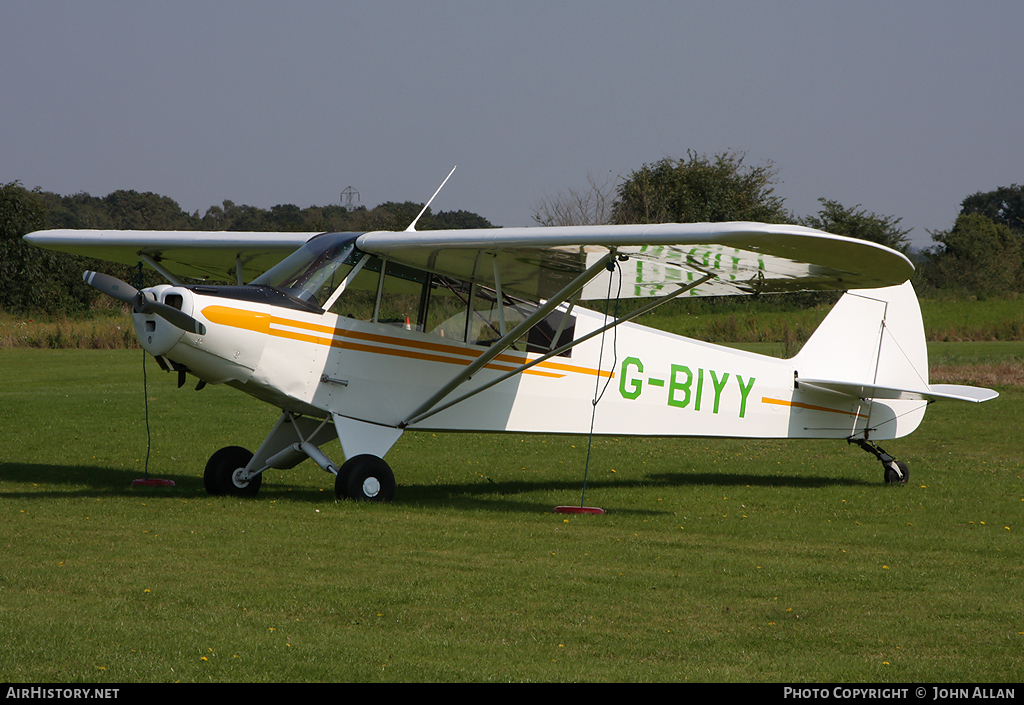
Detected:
left=1, top=349, right=1022, bottom=682
left=921, top=298, right=1024, bottom=342
left=3, top=293, right=1021, bottom=352
left=927, top=341, right=1024, bottom=366
left=631, top=294, right=1023, bottom=359
left=0, top=309, right=137, bottom=349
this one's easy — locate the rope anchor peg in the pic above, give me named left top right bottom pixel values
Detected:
left=554, top=505, right=605, bottom=515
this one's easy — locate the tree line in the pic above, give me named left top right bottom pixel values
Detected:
left=534, top=151, right=1023, bottom=300
left=2, top=152, right=1021, bottom=315
left=0, top=184, right=492, bottom=315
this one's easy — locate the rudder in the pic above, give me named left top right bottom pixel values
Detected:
left=794, top=281, right=930, bottom=438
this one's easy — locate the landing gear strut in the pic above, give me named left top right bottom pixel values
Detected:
left=850, top=439, right=909, bottom=484
left=201, top=412, right=402, bottom=501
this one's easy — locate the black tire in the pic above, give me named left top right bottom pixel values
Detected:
left=204, top=446, right=261, bottom=497
left=334, top=454, right=395, bottom=502
left=884, top=460, right=909, bottom=485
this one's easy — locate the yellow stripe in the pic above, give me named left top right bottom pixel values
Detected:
left=204, top=306, right=270, bottom=333
left=267, top=326, right=563, bottom=377
left=268, top=326, right=564, bottom=377
left=761, top=396, right=869, bottom=419
left=202, top=305, right=578, bottom=378
left=535, top=359, right=614, bottom=378
left=262, top=313, right=611, bottom=378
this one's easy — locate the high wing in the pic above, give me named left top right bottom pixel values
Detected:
left=355, top=222, right=914, bottom=301
left=25, top=221, right=913, bottom=298
left=23, top=229, right=321, bottom=284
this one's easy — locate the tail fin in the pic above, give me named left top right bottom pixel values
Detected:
left=795, top=281, right=929, bottom=392
left=793, top=282, right=931, bottom=439
left=794, top=281, right=999, bottom=440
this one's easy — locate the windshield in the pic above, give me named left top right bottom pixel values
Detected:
left=252, top=232, right=362, bottom=308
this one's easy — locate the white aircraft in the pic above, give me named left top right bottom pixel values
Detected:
left=26, top=210, right=997, bottom=501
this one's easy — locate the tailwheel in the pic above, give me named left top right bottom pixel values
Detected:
left=849, top=439, right=908, bottom=485
left=334, top=454, right=395, bottom=502
left=204, top=446, right=262, bottom=497
left=884, top=460, right=909, bottom=485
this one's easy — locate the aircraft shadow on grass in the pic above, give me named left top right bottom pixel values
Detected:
left=401, top=471, right=878, bottom=515
left=0, top=462, right=201, bottom=499
left=1, top=461, right=876, bottom=515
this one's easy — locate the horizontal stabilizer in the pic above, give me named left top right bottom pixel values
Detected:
left=928, top=384, right=1000, bottom=403
left=799, top=379, right=999, bottom=403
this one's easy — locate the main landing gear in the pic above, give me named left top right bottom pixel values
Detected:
left=204, top=446, right=261, bottom=497
left=202, top=412, right=399, bottom=502
left=334, top=454, right=396, bottom=502
left=850, top=438, right=909, bottom=484
left=203, top=444, right=396, bottom=501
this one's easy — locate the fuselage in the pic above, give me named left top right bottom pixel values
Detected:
left=133, top=282, right=923, bottom=442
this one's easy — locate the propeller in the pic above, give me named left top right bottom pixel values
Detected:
left=83, top=271, right=207, bottom=335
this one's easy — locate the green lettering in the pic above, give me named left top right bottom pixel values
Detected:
left=620, top=357, right=643, bottom=400
left=634, top=260, right=650, bottom=297
left=694, top=367, right=704, bottom=411
left=736, top=374, right=756, bottom=418
left=668, top=365, right=692, bottom=408
left=710, top=370, right=730, bottom=414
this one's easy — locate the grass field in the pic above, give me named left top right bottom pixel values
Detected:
left=3, top=293, right=1023, bottom=352
left=1, top=347, right=1021, bottom=683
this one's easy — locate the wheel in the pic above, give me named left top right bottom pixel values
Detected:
left=334, top=454, right=395, bottom=502
left=204, top=446, right=261, bottom=497
left=884, top=460, right=909, bottom=484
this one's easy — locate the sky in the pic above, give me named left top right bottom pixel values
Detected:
left=3, top=1, right=1022, bottom=249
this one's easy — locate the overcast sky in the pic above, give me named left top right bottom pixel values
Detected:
left=3, top=1, right=1021, bottom=248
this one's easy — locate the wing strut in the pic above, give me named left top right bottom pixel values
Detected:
left=400, top=249, right=619, bottom=428
left=138, top=254, right=182, bottom=286
left=403, top=267, right=716, bottom=428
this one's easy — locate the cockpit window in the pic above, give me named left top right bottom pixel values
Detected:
left=251, top=232, right=575, bottom=356
left=252, top=232, right=361, bottom=308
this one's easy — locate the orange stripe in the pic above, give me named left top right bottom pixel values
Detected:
left=203, top=305, right=270, bottom=333
left=535, top=359, right=614, bottom=378
left=762, top=396, right=869, bottom=418
left=203, top=305, right=568, bottom=378
left=266, top=315, right=611, bottom=378
left=267, top=327, right=565, bottom=378
left=346, top=343, right=561, bottom=378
